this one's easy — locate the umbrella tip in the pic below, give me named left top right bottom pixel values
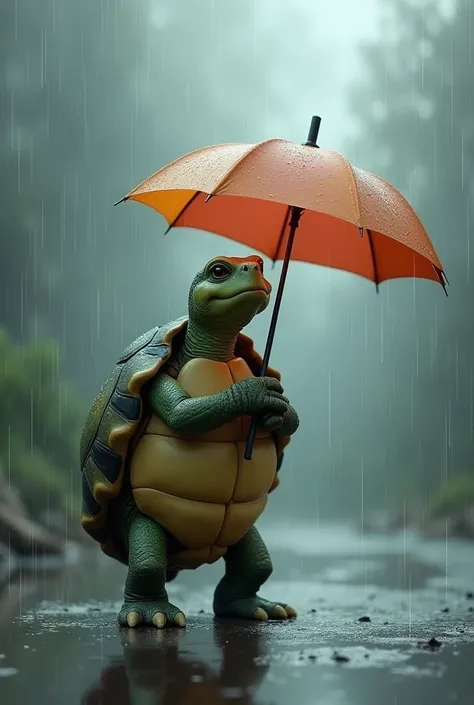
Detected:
left=437, top=268, right=449, bottom=295
left=113, top=196, right=127, bottom=207
left=304, top=116, right=321, bottom=148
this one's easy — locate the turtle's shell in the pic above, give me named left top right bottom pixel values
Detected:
left=80, top=316, right=288, bottom=560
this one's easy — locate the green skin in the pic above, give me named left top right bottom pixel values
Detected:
left=118, top=256, right=299, bottom=629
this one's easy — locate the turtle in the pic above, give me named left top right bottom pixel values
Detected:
left=80, top=254, right=300, bottom=628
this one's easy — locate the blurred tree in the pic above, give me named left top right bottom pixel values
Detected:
left=0, top=0, right=286, bottom=386
left=0, top=328, right=83, bottom=516
left=0, top=0, right=155, bottom=345
left=348, top=0, right=474, bottom=504
left=430, top=473, right=474, bottom=517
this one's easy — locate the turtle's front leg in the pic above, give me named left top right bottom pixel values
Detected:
left=213, top=526, right=297, bottom=622
left=119, top=500, right=186, bottom=629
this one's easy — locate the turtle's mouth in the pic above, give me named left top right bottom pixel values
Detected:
left=210, top=287, right=269, bottom=302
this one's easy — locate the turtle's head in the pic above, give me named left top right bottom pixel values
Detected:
left=188, top=255, right=272, bottom=332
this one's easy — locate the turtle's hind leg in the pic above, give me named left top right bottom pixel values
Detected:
left=119, top=499, right=186, bottom=629
left=213, top=526, right=297, bottom=622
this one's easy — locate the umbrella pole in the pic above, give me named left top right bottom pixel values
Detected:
left=244, top=115, right=320, bottom=460
left=244, top=206, right=303, bottom=460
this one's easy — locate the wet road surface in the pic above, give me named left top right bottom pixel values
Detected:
left=1, top=523, right=473, bottom=704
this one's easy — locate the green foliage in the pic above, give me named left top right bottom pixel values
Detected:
left=430, top=475, right=474, bottom=518
left=0, top=328, right=84, bottom=515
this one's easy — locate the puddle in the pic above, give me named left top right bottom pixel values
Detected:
left=254, top=644, right=445, bottom=676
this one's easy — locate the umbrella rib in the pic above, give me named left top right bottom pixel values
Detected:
left=207, top=139, right=281, bottom=198
left=124, top=144, right=238, bottom=201
left=436, top=267, right=449, bottom=296
left=343, top=158, right=363, bottom=226
left=271, top=206, right=292, bottom=267
left=164, top=191, right=202, bottom=234
left=366, top=228, right=380, bottom=293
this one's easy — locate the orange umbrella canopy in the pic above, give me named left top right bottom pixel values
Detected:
left=120, top=132, right=445, bottom=289
left=117, top=116, right=446, bottom=460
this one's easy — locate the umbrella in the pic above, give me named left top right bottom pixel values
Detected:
left=115, top=116, right=446, bottom=460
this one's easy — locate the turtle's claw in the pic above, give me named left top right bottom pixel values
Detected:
left=152, top=612, right=166, bottom=628
left=118, top=601, right=186, bottom=629
left=272, top=604, right=289, bottom=619
left=174, top=612, right=186, bottom=627
left=253, top=607, right=269, bottom=621
left=214, top=595, right=297, bottom=621
left=126, top=611, right=141, bottom=627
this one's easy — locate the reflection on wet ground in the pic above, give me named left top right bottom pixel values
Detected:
left=82, top=625, right=267, bottom=705
left=0, top=523, right=473, bottom=704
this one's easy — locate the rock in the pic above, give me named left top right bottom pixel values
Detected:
left=358, top=616, right=371, bottom=623
left=332, top=652, right=350, bottom=663
left=417, top=637, right=442, bottom=651
left=0, top=468, right=28, bottom=517
left=0, top=501, right=66, bottom=556
left=0, top=462, right=66, bottom=557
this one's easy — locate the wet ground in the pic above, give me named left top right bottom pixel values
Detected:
left=0, top=523, right=473, bottom=705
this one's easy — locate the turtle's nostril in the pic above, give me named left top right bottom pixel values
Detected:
left=241, top=264, right=249, bottom=272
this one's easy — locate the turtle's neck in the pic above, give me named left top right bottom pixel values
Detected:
left=180, top=319, right=239, bottom=363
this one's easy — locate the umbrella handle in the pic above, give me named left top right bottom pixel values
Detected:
left=243, top=206, right=302, bottom=460
left=244, top=417, right=259, bottom=462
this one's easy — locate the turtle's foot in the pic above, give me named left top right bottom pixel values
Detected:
left=213, top=595, right=297, bottom=621
left=118, top=600, right=186, bottom=629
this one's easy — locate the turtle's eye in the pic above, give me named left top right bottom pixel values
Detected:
left=209, top=263, right=230, bottom=280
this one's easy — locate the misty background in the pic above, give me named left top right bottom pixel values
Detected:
left=0, top=0, right=471, bottom=527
